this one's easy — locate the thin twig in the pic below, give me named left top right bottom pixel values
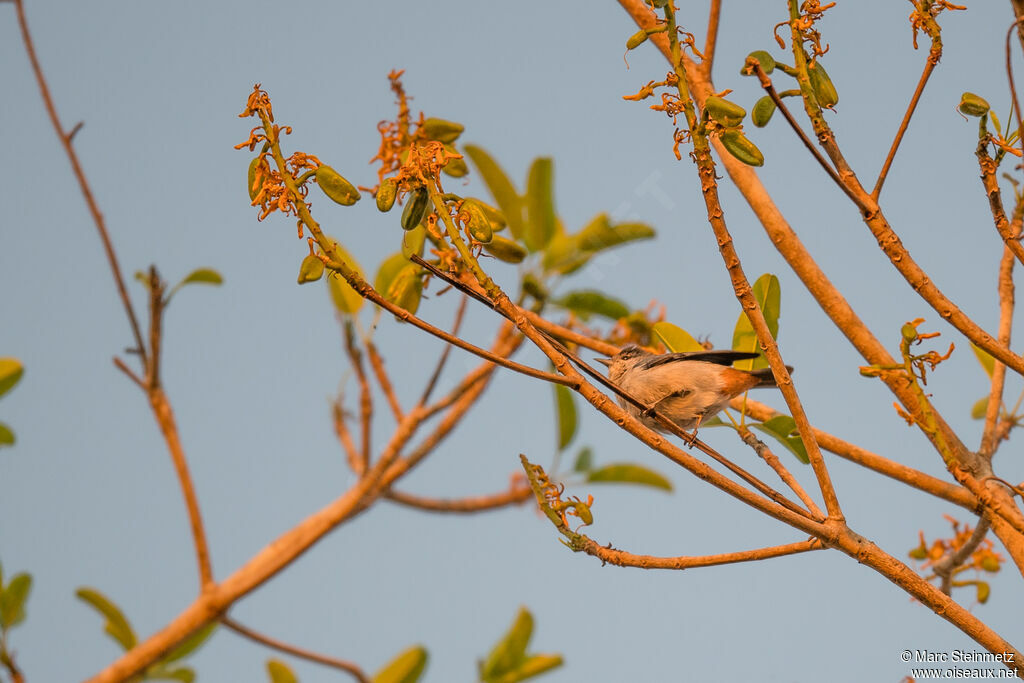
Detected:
left=750, top=64, right=858, bottom=205
left=872, top=55, right=939, bottom=199
left=14, top=0, right=148, bottom=370
left=1006, top=19, right=1024, bottom=162
left=737, top=425, right=824, bottom=519
left=332, top=399, right=363, bottom=475
left=981, top=242, right=1017, bottom=458
left=366, top=341, right=403, bottom=422
left=221, top=616, right=370, bottom=683
left=932, top=518, right=992, bottom=596
left=701, top=0, right=723, bottom=78
left=113, top=356, right=146, bottom=390
left=149, top=387, right=214, bottom=588
left=343, top=322, right=373, bottom=471
left=385, top=485, right=532, bottom=513
left=417, top=294, right=468, bottom=406
left=577, top=537, right=823, bottom=570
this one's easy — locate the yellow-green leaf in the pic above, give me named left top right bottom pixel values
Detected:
left=553, top=290, right=629, bottom=321
left=315, top=166, right=361, bottom=206
left=0, top=358, right=24, bottom=398
left=385, top=264, right=424, bottom=316
left=524, top=157, right=555, bottom=251
left=297, top=254, right=325, bottom=284
left=970, top=342, right=995, bottom=377
left=490, top=654, right=564, bottom=683
left=731, top=273, right=780, bottom=371
left=587, top=463, right=672, bottom=491
left=76, top=587, right=136, bottom=651
left=483, top=236, right=528, bottom=264
left=420, top=117, right=464, bottom=144
left=163, top=623, right=217, bottom=663
left=554, top=384, right=577, bottom=451
left=0, top=422, right=13, bottom=447
left=146, top=666, right=196, bottom=683
left=971, top=397, right=989, bottom=420
left=651, top=322, right=704, bottom=353
left=374, top=252, right=410, bottom=299
left=401, top=224, right=427, bottom=259
left=326, top=242, right=365, bottom=315
left=0, top=573, right=31, bottom=628
left=575, top=213, right=655, bottom=252
left=573, top=446, right=593, bottom=472
left=373, top=645, right=428, bottom=683
left=481, top=608, right=533, bottom=680
left=266, top=659, right=297, bottom=683
left=178, top=268, right=223, bottom=287
left=750, top=415, right=809, bottom=464
left=464, top=145, right=525, bottom=241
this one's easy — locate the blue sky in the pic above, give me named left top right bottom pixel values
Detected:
left=3, top=1, right=1023, bottom=681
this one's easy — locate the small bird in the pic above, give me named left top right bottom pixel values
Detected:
left=595, top=344, right=790, bottom=434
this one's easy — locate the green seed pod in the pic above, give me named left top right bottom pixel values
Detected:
left=463, top=198, right=506, bottom=231
left=720, top=130, right=764, bottom=167
left=703, top=96, right=746, bottom=127
left=440, top=144, right=469, bottom=178
left=751, top=95, right=777, bottom=128
left=741, top=50, right=776, bottom=76
left=401, top=188, right=430, bottom=231
left=808, top=62, right=838, bottom=108
left=521, top=273, right=549, bottom=302
left=420, top=117, right=464, bottom=143
left=315, top=166, right=360, bottom=206
left=626, top=30, right=648, bottom=50
left=483, top=236, right=528, bottom=264
left=958, top=92, right=990, bottom=117
left=297, top=253, right=325, bottom=284
left=376, top=177, right=398, bottom=212
left=386, top=264, right=423, bottom=316
left=401, top=224, right=426, bottom=259
left=901, top=322, right=919, bottom=342
left=462, top=201, right=493, bottom=243
left=247, top=157, right=261, bottom=201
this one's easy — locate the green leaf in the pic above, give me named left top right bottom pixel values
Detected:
left=490, top=654, right=564, bottom=683
left=750, top=415, right=810, bottom=464
left=76, top=587, right=137, bottom=651
left=731, top=273, right=781, bottom=371
left=178, top=268, right=223, bottom=287
left=162, top=622, right=217, bottom=663
left=575, top=214, right=655, bottom=252
left=297, top=254, right=325, bottom=284
left=524, top=157, right=555, bottom=251
left=572, top=446, right=593, bottom=472
left=374, top=252, right=410, bottom=299
left=373, top=645, right=428, bottom=683
left=540, top=221, right=591, bottom=275
left=384, top=264, right=424, bottom=316
left=553, top=384, right=577, bottom=451
left=971, top=397, right=990, bottom=420
left=552, top=290, right=630, bottom=321
left=0, top=422, right=14, bottom=447
left=586, top=463, right=672, bottom=491
left=481, top=608, right=533, bottom=680
left=266, top=659, right=297, bottom=683
left=326, top=242, right=366, bottom=315
left=970, top=342, right=996, bottom=378
left=0, top=358, right=24, bottom=398
left=0, top=573, right=31, bottom=628
left=145, top=666, right=196, bottom=683
left=401, top=224, right=427, bottom=259
left=464, top=145, right=525, bottom=242
left=651, top=322, right=704, bottom=353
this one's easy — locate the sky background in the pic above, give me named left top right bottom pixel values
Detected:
left=3, top=1, right=1024, bottom=682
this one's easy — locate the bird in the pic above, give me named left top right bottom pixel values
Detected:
left=595, top=344, right=790, bottom=434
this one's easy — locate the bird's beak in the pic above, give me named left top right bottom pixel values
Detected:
left=595, top=357, right=612, bottom=367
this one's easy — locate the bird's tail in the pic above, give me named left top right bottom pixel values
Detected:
left=748, top=365, right=794, bottom=387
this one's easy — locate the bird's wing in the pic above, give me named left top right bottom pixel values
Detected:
left=637, top=350, right=760, bottom=369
